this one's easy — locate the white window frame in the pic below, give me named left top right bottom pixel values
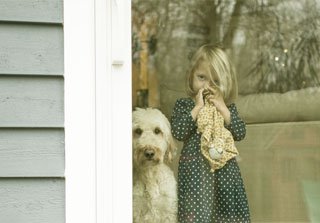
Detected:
left=64, top=1, right=132, bottom=222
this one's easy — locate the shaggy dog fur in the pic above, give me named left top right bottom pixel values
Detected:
left=132, top=108, right=177, bottom=223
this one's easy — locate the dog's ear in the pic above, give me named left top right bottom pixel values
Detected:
left=165, top=133, right=177, bottom=164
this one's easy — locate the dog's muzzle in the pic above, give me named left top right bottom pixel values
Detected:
left=133, top=144, right=162, bottom=166
left=144, top=148, right=155, bottom=160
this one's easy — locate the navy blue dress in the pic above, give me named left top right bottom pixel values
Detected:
left=171, top=98, right=250, bottom=223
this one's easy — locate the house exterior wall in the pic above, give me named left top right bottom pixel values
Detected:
left=0, top=0, right=65, bottom=222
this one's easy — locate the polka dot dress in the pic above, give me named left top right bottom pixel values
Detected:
left=171, top=98, right=251, bottom=223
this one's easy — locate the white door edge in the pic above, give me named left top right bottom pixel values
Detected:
left=65, top=0, right=132, bottom=222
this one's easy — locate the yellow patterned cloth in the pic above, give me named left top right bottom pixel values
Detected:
left=197, top=99, right=239, bottom=172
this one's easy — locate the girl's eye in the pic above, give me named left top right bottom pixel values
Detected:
left=134, top=128, right=142, bottom=136
left=154, top=127, right=162, bottom=135
left=198, top=74, right=205, bottom=80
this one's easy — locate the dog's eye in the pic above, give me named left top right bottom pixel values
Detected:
left=134, top=128, right=142, bottom=136
left=154, top=127, right=162, bottom=135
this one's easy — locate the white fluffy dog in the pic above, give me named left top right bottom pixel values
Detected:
left=132, top=108, right=177, bottom=223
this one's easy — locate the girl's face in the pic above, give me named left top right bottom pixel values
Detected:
left=192, top=61, right=218, bottom=94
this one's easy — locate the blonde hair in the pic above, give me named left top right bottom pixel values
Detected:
left=186, top=44, right=238, bottom=105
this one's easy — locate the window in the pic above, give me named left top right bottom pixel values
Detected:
left=132, top=1, right=320, bottom=222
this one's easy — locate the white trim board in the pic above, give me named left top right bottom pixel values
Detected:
left=64, top=0, right=132, bottom=222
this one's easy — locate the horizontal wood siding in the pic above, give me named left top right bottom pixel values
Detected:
left=0, top=178, right=65, bottom=223
left=0, top=129, right=64, bottom=177
left=0, top=23, right=63, bottom=75
left=0, top=76, right=64, bottom=127
left=0, top=0, right=65, bottom=221
left=0, top=0, right=63, bottom=23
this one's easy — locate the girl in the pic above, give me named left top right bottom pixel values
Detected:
left=171, top=44, right=250, bottom=223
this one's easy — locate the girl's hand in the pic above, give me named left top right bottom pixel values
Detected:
left=191, top=88, right=205, bottom=121
left=206, top=87, right=224, bottom=110
left=205, top=87, right=231, bottom=125
left=195, top=88, right=205, bottom=108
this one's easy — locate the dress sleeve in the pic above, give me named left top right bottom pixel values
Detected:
left=171, top=99, right=197, bottom=142
left=225, top=103, right=246, bottom=141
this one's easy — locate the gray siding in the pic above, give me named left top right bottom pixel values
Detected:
left=0, top=0, right=64, bottom=222
left=0, top=129, right=64, bottom=177
left=0, top=0, right=63, bottom=23
left=0, top=76, right=64, bottom=127
left=0, top=24, right=63, bottom=75
left=0, top=179, right=65, bottom=223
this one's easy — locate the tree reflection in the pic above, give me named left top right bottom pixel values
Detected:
left=132, top=0, right=320, bottom=103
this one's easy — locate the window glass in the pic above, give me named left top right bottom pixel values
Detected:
left=132, top=1, right=320, bottom=222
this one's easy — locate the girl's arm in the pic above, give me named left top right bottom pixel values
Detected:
left=224, top=103, right=246, bottom=141
left=171, top=99, right=198, bottom=141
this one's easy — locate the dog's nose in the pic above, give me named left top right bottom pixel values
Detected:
left=144, top=149, right=155, bottom=159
